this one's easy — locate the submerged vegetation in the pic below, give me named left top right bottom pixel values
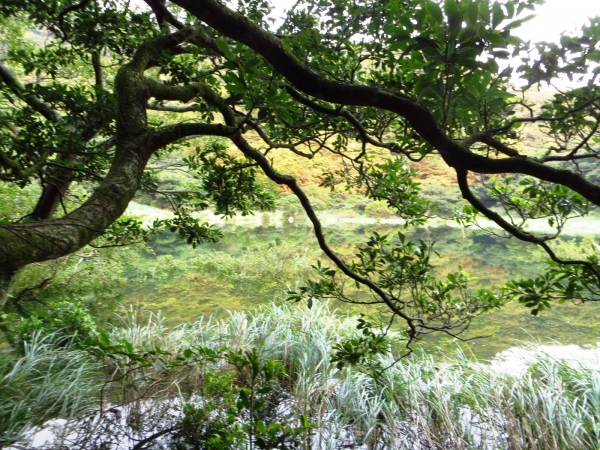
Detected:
left=2, top=302, right=600, bottom=449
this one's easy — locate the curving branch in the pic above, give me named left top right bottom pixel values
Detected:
left=230, top=129, right=489, bottom=340
left=172, top=0, right=600, bottom=208
left=146, top=122, right=238, bottom=150
left=228, top=130, right=421, bottom=339
left=0, top=62, right=63, bottom=123
left=456, top=168, right=600, bottom=283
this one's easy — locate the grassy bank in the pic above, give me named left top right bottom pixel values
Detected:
left=2, top=302, right=599, bottom=449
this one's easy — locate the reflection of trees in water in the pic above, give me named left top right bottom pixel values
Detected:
left=106, top=221, right=600, bottom=358
left=130, top=221, right=600, bottom=357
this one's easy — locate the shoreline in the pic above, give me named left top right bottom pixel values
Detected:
left=127, top=201, right=600, bottom=238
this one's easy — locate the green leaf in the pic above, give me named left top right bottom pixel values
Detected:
left=426, top=1, right=444, bottom=24
left=485, top=31, right=506, bottom=47
left=100, top=331, right=110, bottom=347
left=444, top=0, right=460, bottom=16
left=467, top=1, right=479, bottom=26
left=215, top=37, right=236, bottom=61
left=492, top=2, right=504, bottom=29
left=256, top=420, right=267, bottom=434
left=300, top=414, right=311, bottom=428
left=448, top=11, right=463, bottom=40
left=502, top=14, right=535, bottom=31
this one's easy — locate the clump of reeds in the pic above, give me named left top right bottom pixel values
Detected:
left=3, top=301, right=600, bottom=449
left=0, top=331, right=102, bottom=446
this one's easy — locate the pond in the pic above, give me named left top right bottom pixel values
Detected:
left=126, top=202, right=600, bottom=359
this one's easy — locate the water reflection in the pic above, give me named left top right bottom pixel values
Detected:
left=132, top=206, right=600, bottom=359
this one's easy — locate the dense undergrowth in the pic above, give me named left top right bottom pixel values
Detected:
left=2, top=302, right=600, bottom=449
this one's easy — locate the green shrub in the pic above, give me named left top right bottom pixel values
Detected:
left=364, top=200, right=394, bottom=218
left=12, top=301, right=99, bottom=349
left=171, top=371, right=243, bottom=449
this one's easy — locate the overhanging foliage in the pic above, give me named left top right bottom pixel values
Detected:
left=0, top=0, right=599, bottom=344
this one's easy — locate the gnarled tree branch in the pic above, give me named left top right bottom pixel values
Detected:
left=173, top=0, right=600, bottom=208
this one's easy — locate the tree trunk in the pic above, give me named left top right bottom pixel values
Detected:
left=0, top=267, right=15, bottom=311
left=0, top=63, right=150, bottom=274
left=0, top=28, right=228, bottom=279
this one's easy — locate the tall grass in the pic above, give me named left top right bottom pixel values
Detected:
left=3, top=302, right=600, bottom=449
left=0, top=331, right=102, bottom=446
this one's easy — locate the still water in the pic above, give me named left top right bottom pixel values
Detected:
left=127, top=203, right=600, bottom=359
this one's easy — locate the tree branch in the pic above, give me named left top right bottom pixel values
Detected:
left=286, top=86, right=411, bottom=158
left=0, top=62, right=63, bottom=123
left=146, top=122, right=238, bottom=151
left=456, top=168, right=600, bottom=283
left=245, top=119, right=315, bottom=158
left=461, top=132, right=520, bottom=157
left=173, top=0, right=600, bottom=208
left=145, top=78, right=207, bottom=103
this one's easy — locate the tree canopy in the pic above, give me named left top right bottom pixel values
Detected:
left=1, top=0, right=600, bottom=344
